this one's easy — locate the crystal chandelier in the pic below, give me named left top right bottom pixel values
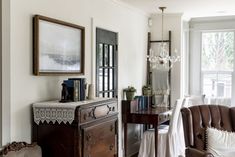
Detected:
left=147, top=7, right=180, bottom=70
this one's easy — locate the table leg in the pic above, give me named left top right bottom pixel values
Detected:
left=124, top=123, right=127, bottom=157
left=154, top=123, right=158, bottom=157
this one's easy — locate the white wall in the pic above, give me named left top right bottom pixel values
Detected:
left=0, top=0, right=2, bottom=146
left=1, top=0, right=11, bottom=146
left=10, top=0, right=148, bottom=155
left=150, top=14, right=183, bottom=105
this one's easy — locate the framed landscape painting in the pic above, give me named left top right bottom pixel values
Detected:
left=33, top=15, right=85, bottom=75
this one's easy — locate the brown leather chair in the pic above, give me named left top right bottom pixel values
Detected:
left=0, top=142, right=42, bottom=157
left=181, top=105, right=235, bottom=157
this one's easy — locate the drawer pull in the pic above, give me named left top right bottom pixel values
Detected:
left=108, top=106, right=112, bottom=111
left=109, top=145, right=114, bottom=151
left=110, top=125, right=114, bottom=132
left=88, top=111, right=93, bottom=117
left=86, top=134, right=91, bottom=141
left=84, top=114, right=87, bottom=120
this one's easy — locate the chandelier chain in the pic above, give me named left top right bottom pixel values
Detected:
left=147, top=7, right=180, bottom=71
left=161, top=7, right=164, bottom=43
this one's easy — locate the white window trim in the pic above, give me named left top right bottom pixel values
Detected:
left=200, top=30, right=235, bottom=99
left=182, top=21, right=190, bottom=96
left=231, top=32, right=235, bottom=105
left=189, top=16, right=235, bottom=106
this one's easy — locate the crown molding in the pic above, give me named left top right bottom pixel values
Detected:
left=108, top=0, right=150, bottom=17
left=151, top=13, right=183, bottom=18
left=190, top=15, right=235, bottom=24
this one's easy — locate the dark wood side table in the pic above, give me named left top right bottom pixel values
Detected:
left=122, top=100, right=171, bottom=157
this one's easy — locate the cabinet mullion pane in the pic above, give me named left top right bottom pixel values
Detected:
left=102, top=44, right=106, bottom=97
left=110, top=45, right=114, bottom=97
left=98, top=44, right=103, bottom=67
left=109, top=45, right=113, bottom=67
left=108, top=45, right=111, bottom=97
left=109, top=68, right=113, bottom=91
left=99, top=68, right=103, bottom=92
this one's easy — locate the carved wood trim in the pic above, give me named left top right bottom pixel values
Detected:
left=0, top=141, right=37, bottom=155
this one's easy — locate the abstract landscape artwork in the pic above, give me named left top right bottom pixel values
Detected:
left=33, top=15, right=85, bottom=75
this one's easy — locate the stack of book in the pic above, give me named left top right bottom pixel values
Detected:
left=63, top=78, right=86, bottom=102
left=130, top=96, right=152, bottom=112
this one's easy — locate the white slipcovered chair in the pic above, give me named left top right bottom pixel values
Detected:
left=182, top=95, right=205, bottom=107
left=138, top=99, right=185, bottom=157
left=152, top=69, right=170, bottom=108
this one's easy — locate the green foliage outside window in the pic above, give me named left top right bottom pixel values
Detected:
left=202, top=32, right=234, bottom=71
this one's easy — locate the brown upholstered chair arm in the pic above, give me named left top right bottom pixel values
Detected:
left=186, top=148, right=214, bottom=157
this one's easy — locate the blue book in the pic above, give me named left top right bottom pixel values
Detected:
left=134, top=96, right=139, bottom=111
left=63, top=80, right=75, bottom=100
left=140, top=96, right=145, bottom=110
left=144, top=96, right=149, bottom=109
left=63, top=80, right=74, bottom=87
left=138, top=96, right=143, bottom=111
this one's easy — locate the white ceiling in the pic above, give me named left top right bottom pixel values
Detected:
left=119, top=0, right=235, bottom=18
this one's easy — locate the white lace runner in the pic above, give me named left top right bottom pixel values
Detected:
left=33, top=98, right=109, bottom=125
left=34, top=107, right=75, bottom=124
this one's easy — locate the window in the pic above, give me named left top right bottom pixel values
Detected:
left=201, top=31, right=234, bottom=106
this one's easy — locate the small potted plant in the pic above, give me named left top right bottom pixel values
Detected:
left=124, top=86, right=136, bottom=100
left=142, top=85, right=152, bottom=96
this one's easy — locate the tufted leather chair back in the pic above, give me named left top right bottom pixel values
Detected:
left=181, top=105, right=235, bottom=151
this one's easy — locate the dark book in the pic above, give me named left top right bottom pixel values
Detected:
left=80, top=79, right=86, bottom=101
left=143, top=96, right=148, bottom=109
left=68, top=78, right=86, bottom=101
left=63, top=80, right=74, bottom=101
left=141, top=96, right=145, bottom=110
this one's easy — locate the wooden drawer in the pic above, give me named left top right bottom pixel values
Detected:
left=79, top=101, right=117, bottom=124
left=82, top=119, right=117, bottom=157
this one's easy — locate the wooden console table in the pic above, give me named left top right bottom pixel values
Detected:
left=122, top=100, right=171, bottom=157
